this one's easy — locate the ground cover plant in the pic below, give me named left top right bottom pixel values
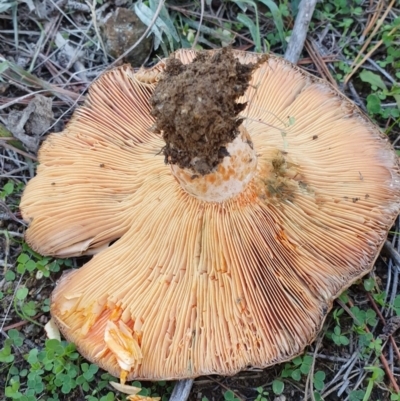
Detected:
left=1, top=0, right=400, bottom=400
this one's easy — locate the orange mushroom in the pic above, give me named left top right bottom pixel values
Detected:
left=20, top=49, right=400, bottom=381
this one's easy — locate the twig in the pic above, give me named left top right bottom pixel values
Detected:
left=0, top=60, right=82, bottom=105
left=167, top=5, right=255, bottom=46
left=86, top=0, right=108, bottom=60
left=2, top=314, right=44, bottom=331
left=0, top=201, right=27, bottom=226
left=323, top=351, right=358, bottom=396
left=48, top=0, right=100, bottom=48
left=68, top=1, right=91, bottom=12
left=284, top=0, right=318, bottom=64
left=1, top=165, right=29, bottom=177
left=336, top=299, right=362, bottom=325
left=344, top=0, right=396, bottom=85
left=307, top=353, right=352, bottom=363
left=304, top=335, right=323, bottom=401
left=322, top=372, right=359, bottom=399
left=340, top=297, right=400, bottom=393
left=364, top=56, right=397, bottom=85
left=169, top=379, right=194, bottom=401
left=191, top=0, right=204, bottom=49
left=54, top=32, right=88, bottom=83
left=383, top=240, right=400, bottom=269
left=360, top=0, right=384, bottom=42
left=304, top=39, right=337, bottom=86
left=0, top=229, right=11, bottom=276
left=347, top=81, right=367, bottom=112
left=205, top=376, right=245, bottom=401
left=366, top=291, right=400, bottom=362
left=0, top=141, right=38, bottom=161
left=297, top=55, right=338, bottom=65
left=337, top=354, right=358, bottom=397
left=0, top=90, right=46, bottom=111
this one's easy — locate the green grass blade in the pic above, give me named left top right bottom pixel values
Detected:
left=230, top=0, right=261, bottom=52
left=237, top=13, right=261, bottom=52
left=259, top=0, right=286, bottom=49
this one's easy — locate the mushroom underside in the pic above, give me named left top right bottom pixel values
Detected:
left=21, top=50, right=400, bottom=380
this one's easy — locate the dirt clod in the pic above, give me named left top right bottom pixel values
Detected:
left=150, top=48, right=262, bottom=175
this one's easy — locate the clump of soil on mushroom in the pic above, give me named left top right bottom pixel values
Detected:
left=150, top=48, right=262, bottom=175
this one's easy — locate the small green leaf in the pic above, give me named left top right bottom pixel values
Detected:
left=224, top=390, right=235, bottom=401
left=340, top=335, right=350, bottom=346
left=300, top=362, right=311, bottom=375
left=27, top=349, right=38, bottom=364
left=366, top=94, right=382, bottom=114
left=2, top=182, right=14, bottom=196
left=364, top=278, right=375, bottom=292
left=5, top=270, right=15, bottom=281
left=17, top=253, right=30, bottom=264
left=16, top=287, right=29, bottom=300
left=272, top=379, right=284, bottom=395
left=9, top=329, right=24, bottom=346
left=101, top=393, right=116, bottom=401
left=291, top=368, right=301, bottom=381
left=25, top=260, right=37, bottom=272
left=314, top=370, right=326, bottom=391
left=360, top=70, right=387, bottom=91
left=237, top=13, right=261, bottom=53
left=22, top=301, right=37, bottom=317
left=349, top=390, right=366, bottom=401
left=45, top=339, right=63, bottom=351
left=61, top=382, right=72, bottom=394
left=339, top=291, right=349, bottom=303
left=0, top=343, right=14, bottom=363
left=313, top=392, right=324, bottom=401
left=292, top=356, right=302, bottom=366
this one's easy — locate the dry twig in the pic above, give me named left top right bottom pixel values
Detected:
left=304, top=39, right=337, bottom=86
left=284, top=0, right=318, bottom=64
left=344, top=0, right=396, bottom=85
left=169, top=379, right=194, bottom=401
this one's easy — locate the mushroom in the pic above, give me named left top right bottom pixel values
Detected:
left=20, top=48, right=400, bottom=381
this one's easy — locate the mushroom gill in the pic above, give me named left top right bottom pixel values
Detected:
left=20, top=49, right=400, bottom=381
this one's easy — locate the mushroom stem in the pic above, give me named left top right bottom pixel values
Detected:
left=150, top=48, right=255, bottom=176
left=170, top=126, right=257, bottom=202
left=150, top=48, right=262, bottom=202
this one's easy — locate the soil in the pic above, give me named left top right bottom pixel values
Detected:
left=150, top=48, right=262, bottom=175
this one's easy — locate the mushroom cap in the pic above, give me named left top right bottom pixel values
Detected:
left=20, top=50, right=400, bottom=380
